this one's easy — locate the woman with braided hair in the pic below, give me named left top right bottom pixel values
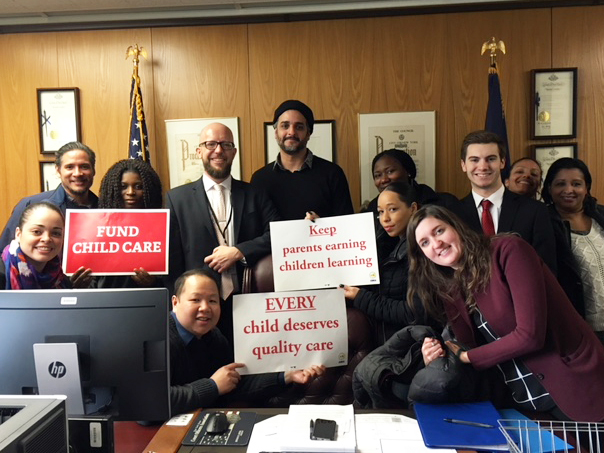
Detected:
left=96, top=159, right=163, bottom=288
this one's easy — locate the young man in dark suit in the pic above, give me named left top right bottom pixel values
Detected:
left=453, top=130, right=557, bottom=272
left=166, top=122, right=280, bottom=341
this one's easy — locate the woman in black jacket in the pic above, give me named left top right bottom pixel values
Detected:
left=341, top=182, right=440, bottom=346
left=542, top=157, right=604, bottom=343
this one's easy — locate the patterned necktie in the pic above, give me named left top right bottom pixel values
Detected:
left=480, top=199, right=496, bottom=236
left=213, top=184, right=234, bottom=298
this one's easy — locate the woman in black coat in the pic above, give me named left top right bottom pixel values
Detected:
left=342, top=182, right=440, bottom=346
left=542, top=158, right=604, bottom=343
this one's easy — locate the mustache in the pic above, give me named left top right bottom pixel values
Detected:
left=284, top=136, right=300, bottom=142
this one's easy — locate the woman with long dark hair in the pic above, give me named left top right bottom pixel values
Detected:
left=406, top=204, right=604, bottom=422
left=341, top=182, right=439, bottom=346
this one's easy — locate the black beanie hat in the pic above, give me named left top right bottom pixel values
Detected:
left=272, top=100, right=314, bottom=133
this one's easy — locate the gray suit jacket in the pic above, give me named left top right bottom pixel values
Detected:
left=166, top=177, right=280, bottom=291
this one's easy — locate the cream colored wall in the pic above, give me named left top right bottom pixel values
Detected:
left=0, top=5, right=602, bottom=222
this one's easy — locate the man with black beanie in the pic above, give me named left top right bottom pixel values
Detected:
left=251, top=100, right=353, bottom=220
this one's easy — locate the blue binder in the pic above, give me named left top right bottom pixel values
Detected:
left=414, top=401, right=508, bottom=451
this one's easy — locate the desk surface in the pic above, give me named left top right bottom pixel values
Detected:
left=143, top=408, right=477, bottom=453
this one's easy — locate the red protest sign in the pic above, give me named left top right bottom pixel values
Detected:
left=62, top=209, right=169, bottom=275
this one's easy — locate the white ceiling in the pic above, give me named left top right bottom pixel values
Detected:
left=0, top=0, right=555, bottom=29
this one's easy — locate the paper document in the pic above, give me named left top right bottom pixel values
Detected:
left=281, top=404, right=356, bottom=452
left=355, top=414, right=455, bottom=453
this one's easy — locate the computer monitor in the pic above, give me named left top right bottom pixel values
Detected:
left=0, top=288, right=170, bottom=422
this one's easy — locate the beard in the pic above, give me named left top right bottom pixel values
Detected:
left=278, top=136, right=308, bottom=155
left=203, top=160, right=232, bottom=180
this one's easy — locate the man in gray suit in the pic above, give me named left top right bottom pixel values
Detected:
left=453, top=130, right=557, bottom=272
left=166, top=122, right=280, bottom=340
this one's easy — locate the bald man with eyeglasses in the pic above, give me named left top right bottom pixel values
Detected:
left=166, top=122, right=280, bottom=342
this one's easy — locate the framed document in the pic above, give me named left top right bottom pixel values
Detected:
left=165, top=117, right=241, bottom=189
left=264, top=119, right=335, bottom=165
left=358, top=111, right=436, bottom=207
left=531, top=68, right=577, bottom=139
left=532, top=144, right=577, bottom=178
left=37, top=88, right=82, bottom=154
left=39, top=161, right=61, bottom=192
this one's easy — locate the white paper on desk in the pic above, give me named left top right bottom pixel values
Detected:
left=247, top=414, right=286, bottom=453
left=355, top=414, right=455, bottom=453
left=281, top=404, right=356, bottom=452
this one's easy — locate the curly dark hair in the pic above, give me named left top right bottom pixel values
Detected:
left=99, top=159, right=163, bottom=209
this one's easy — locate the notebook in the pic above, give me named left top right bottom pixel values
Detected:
left=414, top=401, right=508, bottom=451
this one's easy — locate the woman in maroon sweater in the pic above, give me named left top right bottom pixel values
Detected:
left=406, top=204, right=604, bottom=422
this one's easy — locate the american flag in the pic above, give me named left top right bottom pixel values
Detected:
left=485, top=62, right=510, bottom=179
left=128, top=72, right=150, bottom=161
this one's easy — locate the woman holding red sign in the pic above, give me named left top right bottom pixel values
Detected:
left=95, top=159, right=163, bottom=288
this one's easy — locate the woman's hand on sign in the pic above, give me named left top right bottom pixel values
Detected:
left=70, top=266, right=93, bottom=288
left=132, top=267, right=156, bottom=287
left=339, top=284, right=360, bottom=300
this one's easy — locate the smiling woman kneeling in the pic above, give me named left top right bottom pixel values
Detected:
left=2, top=201, right=70, bottom=289
left=407, top=204, right=604, bottom=423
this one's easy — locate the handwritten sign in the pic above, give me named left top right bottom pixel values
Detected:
left=62, top=209, right=169, bottom=275
left=270, top=212, right=379, bottom=291
left=233, top=289, right=348, bottom=375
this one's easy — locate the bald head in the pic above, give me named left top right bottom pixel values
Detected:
left=197, top=122, right=237, bottom=183
left=200, top=122, right=234, bottom=143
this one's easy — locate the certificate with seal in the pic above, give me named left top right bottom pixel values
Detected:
left=531, top=68, right=577, bottom=139
left=532, top=144, right=577, bottom=178
left=37, top=88, right=82, bottom=154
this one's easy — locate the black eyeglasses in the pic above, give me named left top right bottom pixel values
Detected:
left=199, top=141, right=235, bottom=151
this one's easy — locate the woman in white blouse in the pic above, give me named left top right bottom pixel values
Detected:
left=542, top=157, right=604, bottom=343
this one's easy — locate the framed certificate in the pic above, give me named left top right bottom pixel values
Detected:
left=37, top=88, right=82, bottom=154
left=264, top=119, right=335, bottom=165
left=39, top=161, right=61, bottom=192
left=531, top=68, right=577, bottom=139
left=358, top=111, right=436, bottom=207
left=532, top=144, right=577, bottom=178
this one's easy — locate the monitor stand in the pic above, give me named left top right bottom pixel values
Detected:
left=33, top=342, right=85, bottom=415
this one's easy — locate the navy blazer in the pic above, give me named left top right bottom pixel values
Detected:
left=166, top=177, right=280, bottom=291
left=454, top=189, right=557, bottom=273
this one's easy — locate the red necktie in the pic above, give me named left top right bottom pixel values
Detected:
left=480, top=199, right=495, bottom=236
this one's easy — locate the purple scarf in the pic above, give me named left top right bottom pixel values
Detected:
left=2, top=240, right=70, bottom=289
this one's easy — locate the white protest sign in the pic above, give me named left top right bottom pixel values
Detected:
left=232, top=289, right=348, bottom=375
left=270, top=212, right=379, bottom=292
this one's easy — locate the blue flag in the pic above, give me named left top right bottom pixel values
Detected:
left=485, top=63, right=510, bottom=179
left=128, top=73, right=150, bottom=162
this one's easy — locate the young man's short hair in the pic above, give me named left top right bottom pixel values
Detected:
left=460, top=130, right=506, bottom=161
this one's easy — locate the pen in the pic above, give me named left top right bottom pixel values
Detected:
left=443, top=418, right=494, bottom=428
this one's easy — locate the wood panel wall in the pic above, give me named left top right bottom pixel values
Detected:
left=0, top=5, right=602, bottom=224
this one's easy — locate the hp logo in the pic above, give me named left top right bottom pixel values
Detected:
left=48, top=361, right=67, bottom=378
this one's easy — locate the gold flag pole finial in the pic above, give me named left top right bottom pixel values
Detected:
left=126, top=44, right=148, bottom=79
left=481, top=37, right=506, bottom=72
